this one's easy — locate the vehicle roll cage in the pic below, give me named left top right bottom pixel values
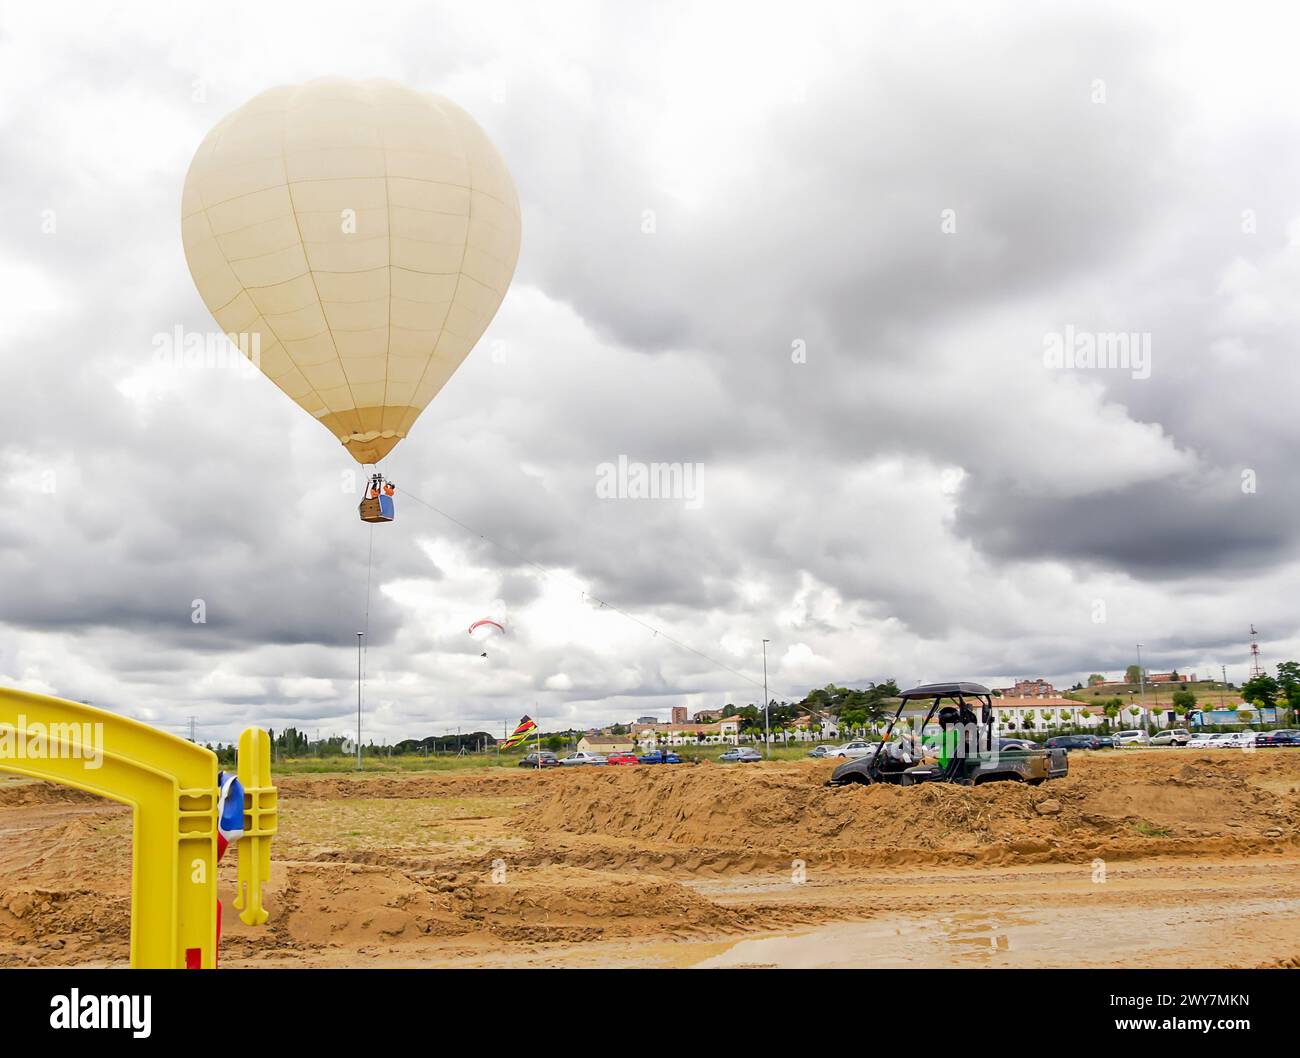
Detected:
left=872, top=682, right=996, bottom=780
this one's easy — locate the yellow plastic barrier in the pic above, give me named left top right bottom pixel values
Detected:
left=234, top=726, right=276, bottom=926
left=0, top=687, right=275, bottom=968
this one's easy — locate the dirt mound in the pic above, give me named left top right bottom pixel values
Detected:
left=1252, top=954, right=1300, bottom=968
left=452, top=865, right=755, bottom=941
left=0, top=884, right=129, bottom=943
left=516, top=765, right=1052, bottom=853
left=514, top=754, right=1300, bottom=863
left=266, top=860, right=762, bottom=953
left=271, top=862, right=468, bottom=950
left=276, top=772, right=536, bottom=802
left=0, top=779, right=110, bottom=808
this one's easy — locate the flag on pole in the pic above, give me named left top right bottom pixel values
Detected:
left=502, top=715, right=537, bottom=749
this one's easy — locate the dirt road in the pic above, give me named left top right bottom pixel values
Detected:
left=2, top=750, right=1298, bottom=968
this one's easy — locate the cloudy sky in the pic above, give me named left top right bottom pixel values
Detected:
left=2, top=1, right=1298, bottom=744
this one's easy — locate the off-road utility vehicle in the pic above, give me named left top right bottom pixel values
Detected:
left=827, top=681, right=1068, bottom=787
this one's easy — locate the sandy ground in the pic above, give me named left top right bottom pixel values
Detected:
left=1, top=750, right=1298, bottom=968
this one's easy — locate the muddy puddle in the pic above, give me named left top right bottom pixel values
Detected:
left=694, top=897, right=1300, bottom=968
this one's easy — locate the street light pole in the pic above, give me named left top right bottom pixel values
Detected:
left=1136, top=643, right=1146, bottom=713
left=762, top=639, right=770, bottom=759
left=356, top=631, right=364, bottom=771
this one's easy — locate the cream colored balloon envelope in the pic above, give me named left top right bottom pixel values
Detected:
left=181, top=78, right=521, bottom=465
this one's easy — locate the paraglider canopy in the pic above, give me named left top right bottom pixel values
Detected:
left=468, top=618, right=505, bottom=657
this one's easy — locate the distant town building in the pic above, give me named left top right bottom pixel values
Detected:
left=635, top=715, right=658, bottom=725
left=671, top=706, right=688, bottom=724
left=1003, top=678, right=1056, bottom=698
left=791, top=714, right=839, bottom=738
left=991, top=697, right=1089, bottom=722
left=577, top=735, right=636, bottom=754
left=630, top=718, right=743, bottom=746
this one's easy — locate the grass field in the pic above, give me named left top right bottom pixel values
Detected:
left=269, top=742, right=821, bottom=774
left=1065, top=680, right=1245, bottom=708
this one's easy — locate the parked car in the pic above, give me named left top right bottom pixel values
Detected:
left=719, top=747, right=763, bottom=762
left=559, top=751, right=608, bottom=766
left=1256, top=729, right=1300, bottom=747
left=830, top=740, right=878, bottom=759
left=807, top=745, right=838, bottom=758
left=604, top=752, right=639, bottom=765
left=1191, top=731, right=1254, bottom=748
left=1150, top=728, right=1191, bottom=747
left=1044, top=734, right=1104, bottom=751
left=637, top=750, right=683, bottom=764
left=1114, top=729, right=1150, bottom=747
left=518, top=751, right=560, bottom=768
left=996, top=738, right=1039, bottom=752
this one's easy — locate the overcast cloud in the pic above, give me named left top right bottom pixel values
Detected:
left=1, top=0, right=1297, bottom=744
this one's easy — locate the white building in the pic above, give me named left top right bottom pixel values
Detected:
left=630, top=716, right=743, bottom=747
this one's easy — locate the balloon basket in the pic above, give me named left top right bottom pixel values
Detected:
left=359, top=495, right=395, bottom=523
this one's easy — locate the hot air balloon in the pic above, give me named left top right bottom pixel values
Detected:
left=180, top=78, right=521, bottom=520
left=468, top=617, right=505, bottom=657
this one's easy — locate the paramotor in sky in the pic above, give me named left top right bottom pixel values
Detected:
left=468, top=617, right=505, bottom=657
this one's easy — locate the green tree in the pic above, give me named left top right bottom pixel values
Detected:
left=1241, top=674, right=1279, bottom=708
left=1087, top=674, right=1106, bottom=686
left=1171, top=689, right=1196, bottom=713
left=1276, top=662, right=1300, bottom=719
left=1125, top=664, right=1142, bottom=683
